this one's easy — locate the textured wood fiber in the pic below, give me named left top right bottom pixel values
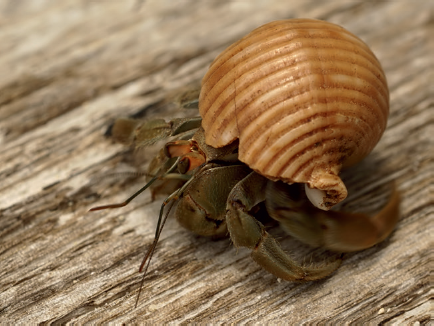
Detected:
left=0, top=0, right=432, bottom=324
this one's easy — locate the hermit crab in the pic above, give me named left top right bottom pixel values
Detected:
left=91, top=19, right=399, bottom=303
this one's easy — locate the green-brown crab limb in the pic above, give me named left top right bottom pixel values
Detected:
left=111, top=117, right=202, bottom=146
left=176, top=164, right=252, bottom=237
left=226, top=172, right=342, bottom=281
left=266, top=181, right=400, bottom=252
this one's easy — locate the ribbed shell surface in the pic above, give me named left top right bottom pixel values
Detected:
left=199, top=19, right=389, bottom=187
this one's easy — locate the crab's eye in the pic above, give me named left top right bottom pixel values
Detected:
left=178, top=157, right=190, bottom=174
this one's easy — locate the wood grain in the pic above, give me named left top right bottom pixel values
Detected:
left=0, top=0, right=432, bottom=324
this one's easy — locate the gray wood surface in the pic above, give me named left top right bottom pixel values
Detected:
left=0, top=0, right=432, bottom=324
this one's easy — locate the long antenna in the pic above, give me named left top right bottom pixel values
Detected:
left=89, top=175, right=159, bottom=211
left=89, top=158, right=181, bottom=211
left=134, top=198, right=176, bottom=307
left=89, top=157, right=195, bottom=308
left=134, top=174, right=197, bottom=307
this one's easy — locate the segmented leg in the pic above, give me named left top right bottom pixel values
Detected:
left=265, top=181, right=400, bottom=252
left=176, top=164, right=252, bottom=237
left=111, top=117, right=202, bottom=146
left=226, top=172, right=342, bottom=281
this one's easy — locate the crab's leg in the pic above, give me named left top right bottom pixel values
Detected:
left=111, top=117, right=202, bottom=146
left=226, top=172, right=341, bottom=281
left=266, top=182, right=400, bottom=252
left=176, top=164, right=252, bottom=238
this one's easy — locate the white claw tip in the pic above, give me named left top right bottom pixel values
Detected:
left=304, top=184, right=329, bottom=211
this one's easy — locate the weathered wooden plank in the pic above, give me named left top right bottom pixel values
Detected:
left=0, top=0, right=432, bottom=323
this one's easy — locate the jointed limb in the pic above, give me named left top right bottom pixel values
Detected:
left=226, top=173, right=341, bottom=281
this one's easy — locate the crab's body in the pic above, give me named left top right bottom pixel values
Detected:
left=101, top=117, right=399, bottom=282
left=91, top=19, right=400, bottom=300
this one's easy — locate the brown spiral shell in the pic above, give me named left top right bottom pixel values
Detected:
left=199, top=19, right=389, bottom=209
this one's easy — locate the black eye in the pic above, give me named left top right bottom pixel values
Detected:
left=178, top=157, right=191, bottom=174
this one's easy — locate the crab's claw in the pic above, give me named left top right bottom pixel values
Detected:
left=226, top=172, right=342, bottom=281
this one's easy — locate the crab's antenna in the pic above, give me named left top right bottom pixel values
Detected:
left=89, top=158, right=181, bottom=211
left=89, top=175, right=159, bottom=211
left=134, top=197, right=176, bottom=308
left=134, top=174, right=197, bottom=307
